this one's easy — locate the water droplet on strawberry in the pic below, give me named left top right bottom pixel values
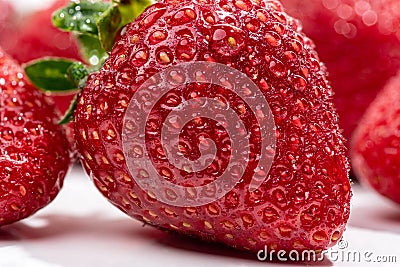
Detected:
left=293, top=184, right=306, bottom=204
left=245, top=17, right=260, bottom=32
left=156, top=48, right=173, bottom=64
left=149, top=30, right=168, bottom=44
left=140, top=7, right=167, bottom=28
left=202, top=10, right=218, bottom=24
left=116, top=66, right=137, bottom=86
left=312, top=231, right=328, bottom=242
left=302, top=162, right=314, bottom=176
left=210, top=25, right=246, bottom=56
left=1, top=127, right=13, bottom=141
left=275, top=164, right=293, bottom=182
left=291, top=39, right=303, bottom=53
left=327, top=208, right=337, bottom=222
left=168, top=8, right=197, bottom=26
left=131, top=49, right=149, bottom=67
left=262, top=206, right=279, bottom=223
left=308, top=57, right=321, bottom=71
left=265, top=31, right=282, bottom=47
left=292, top=75, right=307, bottom=91
left=269, top=59, right=287, bottom=77
left=234, top=0, right=252, bottom=11
left=176, top=37, right=197, bottom=60
left=273, top=189, right=287, bottom=205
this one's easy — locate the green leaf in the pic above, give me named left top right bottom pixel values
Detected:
left=24, top=58, right=78, bottom=92
left=52, top=0, right=151, bottom=53
left=76, top=34, right=109, bottom=68
left=97, top=4, right=121, bottom=52
left=97, top=0, right=152, bottom=51
left=59, top=94, right=78, bottom=125
left=52, top=0, right=111, bottom=36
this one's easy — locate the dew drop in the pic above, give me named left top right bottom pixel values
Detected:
left=273, top=189, right=286, bottom=203
left=263, top=206, right=279, bottom=223
left=292, top=75, right=307, bottom=91
left=245, top=18, right=260, bottom=32
left=265, top=31, right=281, bottom=46
left=234, top=0, right=253, bottom=11
left=168, top=8, right=197, bottom=25
left=131, top=49, right=149, bottom=67
left=210, top=25, right=246, bottom=56
left=313, top=231, right=328, bottom=242
left=140, top=8, right=166, bottom=28
left=149, top=30, right=167, bottom=44
left=1, top=127, right=13, bottom=141
left=269, top=59, right=287, bottom=77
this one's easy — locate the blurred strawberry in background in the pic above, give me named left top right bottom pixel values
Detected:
left=0, top=0, right=82, bottom=114
left=282, top=0, right=400, bottom=140
left=351, top=71, right=400, bottom=204
left=0, top=0, right=15, bottom=38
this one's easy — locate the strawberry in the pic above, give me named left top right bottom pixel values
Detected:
left=62, top=0, right=351, bottom=251
left=2, top=0, right=81, bottom=64
left=0, top=0, right=15, bottom=38
left=27, top=0, right=351, bottom=253
left=0, top=0, right=82, bottom=114
left=0, top=0, right=86, bottom=151
left=351, top=71, right=400, bottom=204
left=0, top=47, right=71, bottom=226
left=281, top=0, right=400, bottom=140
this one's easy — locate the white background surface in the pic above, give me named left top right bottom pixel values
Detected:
left=1, top=0, right=400, bottom=266
left=0, top=166, right=399, bottom=267
left=5, top=0, right=55, bottom=14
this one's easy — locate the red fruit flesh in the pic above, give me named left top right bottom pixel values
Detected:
left=281, top=0, right=400, bottom=140
left=0, top=47, right=71, bottom=226
left=75, top=0, right=351, bottom=252
left=351, top=71, right=400, bottom=204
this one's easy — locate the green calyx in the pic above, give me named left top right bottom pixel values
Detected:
left=24, top=0, right=152, bottom=124
left=52, top=0, right=151, bottom=52
left=67, top=61, right=90, bottom=87
left=24, top=58, right=81, bottom=92
left=99, top=0, right=153, bottom=51
left=52, top=1, right=111, bottom=37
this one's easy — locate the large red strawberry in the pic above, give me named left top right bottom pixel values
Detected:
left=28, top=0, right=351, bottom=253
left=0, top=0, right=82, bottom=114
left=281, top=0, right=400, bottom=140
left=0, top=47, right=71, bottom=226
left=351, top=71, right=400, bottom=204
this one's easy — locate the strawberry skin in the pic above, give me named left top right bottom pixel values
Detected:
left=75, top=0, right=351, bottom=252
left=0, top=48, right=71, bottom=226
left=352, top=72, right=400, bottom=204
left=281, top=0, right=400, bottom=140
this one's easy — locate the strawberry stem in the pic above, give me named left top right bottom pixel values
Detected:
left=67, top=62, right=89, bottom=88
